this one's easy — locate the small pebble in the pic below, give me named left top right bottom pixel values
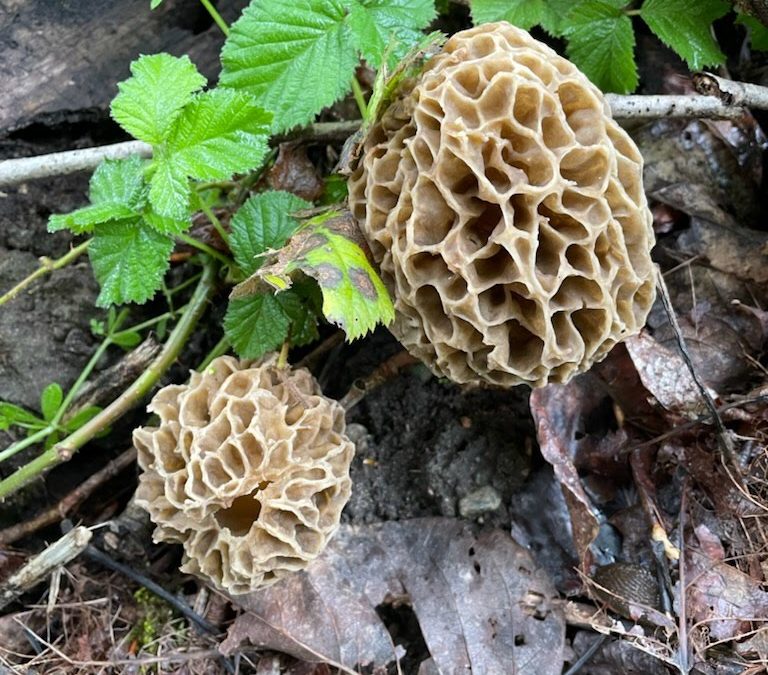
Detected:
left=459, top=486, right=502, bottom=518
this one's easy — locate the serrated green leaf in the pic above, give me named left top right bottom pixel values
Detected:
left=143, top=210, right=190, bottom=235
left=63, top=405, right=103, bottom=432
left=230, top=191, right=310, bottom=275
left=470, top=0, right=573, bottom=34
left=89, top=221, right=174, bottom=307
left=0, top=402, right=43, bottom=430
left=149, top=89, right=272, bottom=219
left=471, top=0, right=554, bottom=31
left=220, top=0, right=359, bottom=131
left=259, top=212, right=394, bottom=339
left=90, top=156, right=147, bottom=207
left=563, top=1, right=637, bottom=93
left=40, top=383, right=63, bottom=421
left=738, top=13, right=768, bottom=51
left=641, top=0, right=728, bottom=70
left=148, top=153, right=191, bottom=220
left=111, top=54, right=206, bottom=145
left=48, top=205, right=138, bottom=234
left=224, top=293, right=291, bottom=358
left=48, top=157, right=147, bottom=233
left=348, top=0, right=436, bottom=67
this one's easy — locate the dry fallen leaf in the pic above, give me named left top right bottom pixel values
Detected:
left=221, top=518, right=565, bottom=674
left=529, top=377, right=603, bottom=570
left=684, top=524, right=768, bottom=642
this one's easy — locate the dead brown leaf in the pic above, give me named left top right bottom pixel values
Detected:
left=269, top=143, right=324, bottom=202
left=625, top=330, right=714, bottom=417
left=529, top=378, right=603, bottom=570
left=221, top=518, right=565, bottom=674
left=685, top=524, right=768, bottom=642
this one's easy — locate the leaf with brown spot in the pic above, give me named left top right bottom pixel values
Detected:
left=255, top=210, right=394, bottom=340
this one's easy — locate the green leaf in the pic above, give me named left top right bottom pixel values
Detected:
left=49, top=205, right=138, bottom=234
left=150, top=0, right=164, bottom=7
left=348, top=0, right=436, bottom=67
left=471, top=0, right=555, bottom=31
left=224, top=293, right=291, bottom=358
left=0, top=402, right=43, bottom=431
left=112, top=331, right=142, bottom=349
left=259, top=212, right=394, bottom=340
left=63, top=406, right=102, bottom=432
left=563, top=1, right=637, bottom=93
left=738, top=13, right=768, bottom=51
left=470, top=0, right=573, bottom=34
left=89, top=221, right=174, bottom=307
left=111, top=54, right=206, bottom=145
left=641, top=0, right=729, bottom=70
left=48, top=157, right=147, bottom=233
left=148, top=153, right=191, bottom=220
left=149, top=89, right=272, bottom=219
left=40, top=383, right=63, bottom=421
left=143, top=210, right=190, bottom=235
left=220, top=0, right=359, bottom=131
left=43, top=430, right=60, bottom=451
left=278, top=283, right=320, bottom=346
left=229, top=191, right=310, bottom=275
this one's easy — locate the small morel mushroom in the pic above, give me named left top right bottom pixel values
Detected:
left=133, top=356, right=354, bottom=594
left=348, top=22, right=656, bottom=387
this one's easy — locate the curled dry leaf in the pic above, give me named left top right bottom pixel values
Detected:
left=269, top=142, right=324, bottom=202
left=529, top=378, right=602, bottom=569
left=221, top=518, right=565, bottom=674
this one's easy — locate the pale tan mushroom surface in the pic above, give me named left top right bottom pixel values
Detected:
left=133, top=356, right=354, bottom=594
left=349, top=22, right=656, bottom=387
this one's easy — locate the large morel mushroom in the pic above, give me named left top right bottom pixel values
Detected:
left=349, top=22, right=656, bottom=387
left=133, top=356, right=354, bottom=594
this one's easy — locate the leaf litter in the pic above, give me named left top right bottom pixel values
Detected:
left=221, top=518, right=565, bottom=674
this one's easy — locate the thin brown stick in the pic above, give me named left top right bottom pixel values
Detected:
left=655, top=271, right=739, bottom=472
left=340, top=350, right=417, bottom=410
left=0, top=447, right=137, bottom=546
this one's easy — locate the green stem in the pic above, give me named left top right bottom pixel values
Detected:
left=199, top=200, right=229, bottom=245
left=0, top=240, right=90, bottom=308
left=199, top=0, right=229, bottom=35
left=0, top=427, right=51, bottom=464
left=53, top=339, right=113, bottom=426
left=197, top=336, right=230, bottom=371
left=177, top=233, right=232, bottom=267
left=351, top=77, right=368, bottom=119
left=0, top=259, right=218, bottom=501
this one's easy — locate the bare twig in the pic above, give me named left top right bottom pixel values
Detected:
left=81, top=543, right=219, bottom=636
left=0, top=240, right=90, bottom=308
left=0, top=447, right=137, bottom=546
left=339, top=350, right=417, bottom=411
left=692, top=71, right=768, bottom=109
left=655, top=271, right=740, bottom=473
left=605, top=93, right=746, bottom=119
left=0, top=141, right=151, bottom=187
left=0, top=121, right=362, bottom=187
left=0, top=527, right=92, bottom=611
left=5, top=75, right=768, bottom=188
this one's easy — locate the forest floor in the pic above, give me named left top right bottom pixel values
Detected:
left=2, top=1, right=768, bottom=674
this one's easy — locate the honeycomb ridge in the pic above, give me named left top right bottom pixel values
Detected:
left=348, top=22, right=656, bottom=387
left=134, top=356, right=354, bottom=594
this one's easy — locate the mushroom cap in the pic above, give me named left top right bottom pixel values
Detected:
left=133, top=356, right=354, bottom=594
left=348, top=22, right=656, bottom=387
